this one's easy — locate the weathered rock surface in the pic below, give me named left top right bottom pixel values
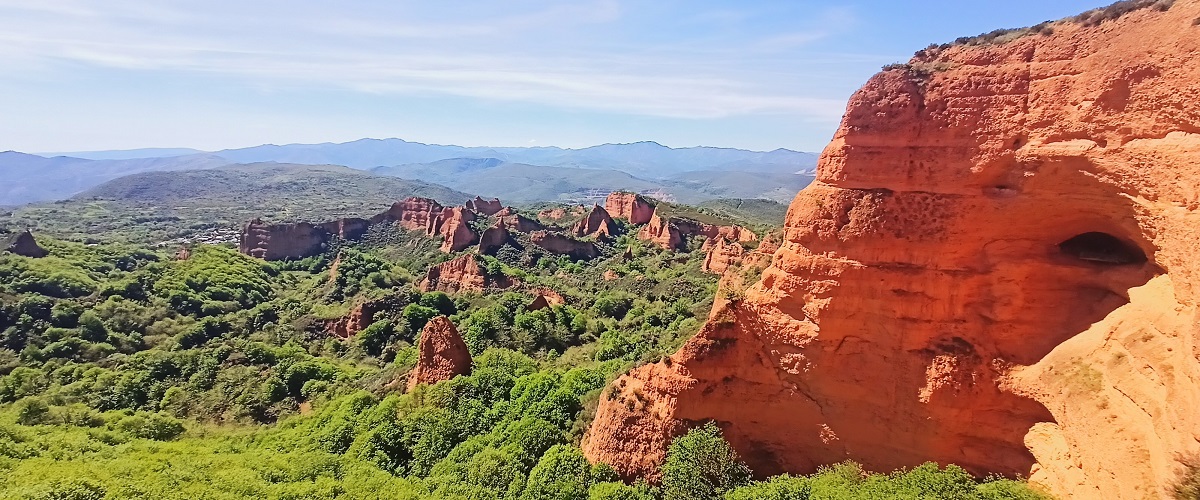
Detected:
left=325, top=301, right=377, bottom=338
left=430, top=207, right=477, bottom=253
left=701, top=237, right=745, bottom=275
left=419, top=253, right=516, bottom=293
left=636, top=212, right=684, bottom=250
left=500, top=213, right=547, bottom=233
left=478, top=220, right=513, bottom=255
left=573, top=205, right=617, bottom=239
left=585, top=4, right=1200, bottom=499
left=238, top=219, right=329, bottom=260
left=407, top=316, right=472, bottom=391
left=527, top=289, right=566, bottom=311
left=605, top=192, right=655, bottom=225
left=637, top=210, right=756, bottom=251
left=372, top=197, right=444, bottom=231
left=529, top=231, right=598, bottom=260
left=2, top=230, right=48, bottom=258
left=465, top=196, right=504, bottom=216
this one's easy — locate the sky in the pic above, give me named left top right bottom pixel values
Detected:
left=0, top=0, right=1114, bottom=154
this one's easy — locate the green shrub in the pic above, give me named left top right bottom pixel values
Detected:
left=114, top=412, right=185, bottom=440
left=661, top=422, right=752, bottom=500
left=14, top=397, right=52, bottom=425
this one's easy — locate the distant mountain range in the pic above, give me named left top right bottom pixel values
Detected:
left=2, top=138, right=818, bottom=206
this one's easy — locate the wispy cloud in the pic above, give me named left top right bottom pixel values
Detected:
left=0, top=0, right=865, bottom=121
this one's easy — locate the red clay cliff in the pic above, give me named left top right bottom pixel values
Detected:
left=605, top=192, right=655, bottom=225
left=407, top=316, right=472, bottom=391
left=584, top=4, right=1200, bottom=500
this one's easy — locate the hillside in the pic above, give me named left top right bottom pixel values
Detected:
left=0, top=152, right=229, bottom=206
left=3, top=164, right=472, bottom=245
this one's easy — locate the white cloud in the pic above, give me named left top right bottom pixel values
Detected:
left=0, top=0, right=860, bottom=120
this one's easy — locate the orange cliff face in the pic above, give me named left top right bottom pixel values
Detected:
left=605, top=192, right=654, bottom=225
left=407, top=316, right=472, bottom=391
left=584, top=4, right=1200, bottom=500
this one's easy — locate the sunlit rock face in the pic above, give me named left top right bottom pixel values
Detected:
left=584, top=4, right=1200, bottom=499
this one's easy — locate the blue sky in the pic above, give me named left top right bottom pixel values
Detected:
left=0, top=0, right=1110, bottom=153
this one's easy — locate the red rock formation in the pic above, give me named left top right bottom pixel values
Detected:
left=756, top=232, right=781, bottom=255
left=238, top=216, right=374, bottom=261
left=500, top=213, right=547, bottom=233
left=325, top=301, right=377, bottom=338
left=636, top=212, right=683, bottom=250
left=238, top=219, right=329, bottom=260
left=701, top=238, right=745, bottom=275
left=527, top=289, right=566, bottom=311
left=573, top=205, right=617, bottom=239
left=318, top=217, right=371, bottom=240
left=465, top=196, right=504, bottom=216
left=636, top=209, right=755, bottom=251
left=371, top=197, right=444, bottom=231
left=537, top=207, right=568, bottom=220
left=605, top=192, right=655, bottom=225
left=407, top=316, right=472, bottom=390
left=429, top=207, right=477, bottom=253
left=586, top=5, right=1200, bottom=499
left=419, top=253, right=516, bottom=293
left=530, top=231, right=598, bottom=260
left=479, top=220, right=512, bottom=255
left=1, top=230, right=47, bottom=258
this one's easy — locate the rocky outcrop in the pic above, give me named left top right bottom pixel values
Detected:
left=1, top=230, right=47, bottom=258
left=605, top=192, right=655, bottom=225
left=527, top=289, right=566, bottom=311
left=636, top=212, right=684, bottom=250
left=429, top=207, right=477, bottom=253
left=238, top=216, right=371, bottom=261
left=701, top=238, right=745, bottom=275
left=585, top=4, right=1200, bottom=499
left=319, top=218, right=371, bottom=241
left=479, top=220, right=513, bottom=255
left=529, top=231, right=598, bottom=260
left=572, top=205, right=617, bottom=239
left=238, top=219, right=329, bottom=260
left=636, top=210, right=756, bottom=251
left=407, top=316, right=472, bottom=391
left=240, top=197, right=487, bottom=260
left=500, top=213, right=547, bottom=233
left=419, top=253, right=516, bottom=293
left=537, top=207, right=569, bottom=220
left=371, top=197, right=444, bottom=231
left=325, top=301, right=377, bottom=338
left=465, top=196, right=504, bottom=216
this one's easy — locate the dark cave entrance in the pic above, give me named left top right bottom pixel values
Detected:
left=1058, top=232, right=1147, bottom=265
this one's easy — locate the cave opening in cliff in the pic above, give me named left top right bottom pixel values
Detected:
left=1058, top=232, right=1147, bottom=265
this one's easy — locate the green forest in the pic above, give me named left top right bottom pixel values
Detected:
left=0, top=210, right=1050, bottom=500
